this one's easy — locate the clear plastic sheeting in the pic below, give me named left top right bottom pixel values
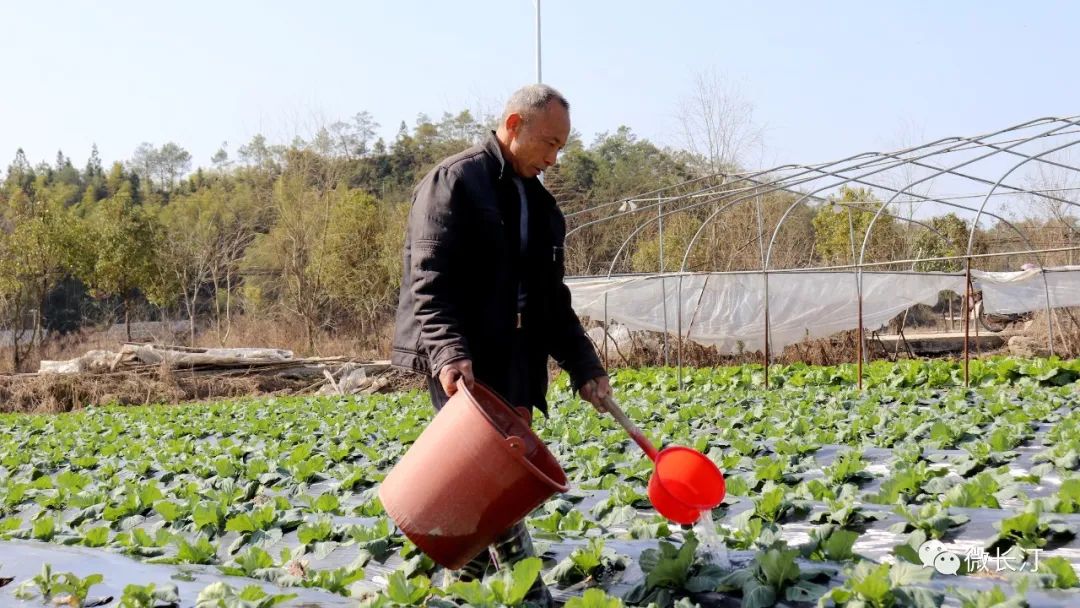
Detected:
left=973, top=266, right=1080, bottom=315
left=568, top=271, right=966, bottom=354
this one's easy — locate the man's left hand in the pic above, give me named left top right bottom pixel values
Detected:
left=580, top=375, right=613, bottom=414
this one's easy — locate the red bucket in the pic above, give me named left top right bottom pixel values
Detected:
left=379, top=380, right=568, bottom=569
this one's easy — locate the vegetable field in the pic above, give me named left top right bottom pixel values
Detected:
left=2, top=358, right=1080, bottom=607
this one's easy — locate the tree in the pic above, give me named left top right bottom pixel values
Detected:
left=545, top=126, right=694, bottom=275
left=883, top=119, right=938, bottom=229
left=130, top=142, right=159, bottom=192
left=85, top=144, right=103, bottom=178
left=0, top=235, right=27, bottom=368
left=629, top=212, right=702, bottom=273
left=238, top=134, right=279, bottom=171
left=589, top=127, right=689, bottom=201
left=211, top=142, right=231, bottom=170
left=326, top=111, right=380, bottom=159
left=81, top=144, right=107, bottom=205
left=628, top=187, right=812, bottom=274
left=311, top=127, right=334, bottom=156
left=348, top=111, right=379, bottom=156
left=55, top=150, right=71, bottom=172
left=158, top=179, right=260, bottom=344
left=437, top=110, right=485, bottom=145
left=0, top=174, right=88, bottom=370
left=319, top=194, right=408, bottom=335
left=241, top=148, right=346, bottom=351
left=676, top=68, right=764, bottom=175
left=812, top=187, right=902, bottom=267
left=6, top=149, right=35, bottom=193
left=1026, top=148, right=1080, bottom=266
left=156, top=142, right=192, bottom=192
left=84, top=179, right=162, bottom=339
left=912, top=213, right=983, bottom=272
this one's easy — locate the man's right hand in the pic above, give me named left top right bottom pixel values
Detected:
left=438, top=359, right=474, bottom=396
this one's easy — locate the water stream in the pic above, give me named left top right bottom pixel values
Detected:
left=693, top=509, right=731, bottom=570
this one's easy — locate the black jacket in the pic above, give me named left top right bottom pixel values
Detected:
left=391, top=132, right=605, bottom=411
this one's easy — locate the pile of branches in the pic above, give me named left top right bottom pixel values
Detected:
left=0, top=344, right=408, bottom=413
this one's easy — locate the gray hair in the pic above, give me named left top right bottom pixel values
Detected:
left=502, top=84, right=570, bottom=121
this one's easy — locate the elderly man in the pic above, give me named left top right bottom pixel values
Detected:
left=391, top=84, right=612, bottom=604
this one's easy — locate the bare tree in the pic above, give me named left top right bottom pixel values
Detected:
left=240, top=148, right=346, bottom=352
left=130, top=142, right=159, bottom=191
left=323, top=111, right=381, bottom=160
left=881, top=118, right=938, bottom=250
left=676, top=68, right=765, bottom=174
left=210, top=218, right=258, bottom=344
left=1025, top=148, right=1080, bottom=265
left=1027, top=148, right=1080, bottom=233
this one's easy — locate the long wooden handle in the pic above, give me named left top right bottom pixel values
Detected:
left=602, top=395, right=660, bottom=461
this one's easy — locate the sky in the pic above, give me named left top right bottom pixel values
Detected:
left=2, top=0, right=1078, bottom=176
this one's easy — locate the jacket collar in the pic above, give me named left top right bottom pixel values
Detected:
left=481, top=130, right=558, bottom=210
left=482, top=130, right=514, bottom=181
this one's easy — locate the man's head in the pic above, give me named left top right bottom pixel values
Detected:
left=495, top=84, right=571, bottom=178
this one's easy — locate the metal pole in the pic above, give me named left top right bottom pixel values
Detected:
left=676, top=274, right=684, bottom=390
left=534, top=0, right=544, bottom=185
left=849, top=208, right=864, bottom=390
left=756, top=197, right=770, bottom=388
left=1041, top=266, right=1056, bottom=357
left=963, top=258, right=972, bottom=386
left=659, top=196, right=670, bottom=367
left=602, top=291, right=609, bottom=367
left=534, top=0, right=542, bottom=83
left=857, top=293, right=864, bottom=390
left=763, top=271, right=770, bottom=389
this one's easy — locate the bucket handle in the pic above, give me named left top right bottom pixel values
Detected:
left=514, top=406, right=533, bottom=425
left=454, top=378, right=534, bottom=430
left=602, top=395, right=660, bottom=462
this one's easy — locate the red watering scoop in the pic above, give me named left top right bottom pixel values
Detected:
left=602, top=395, right=725, bottom=525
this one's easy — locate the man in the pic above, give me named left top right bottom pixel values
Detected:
left=391, top=84, right=612, bottom=605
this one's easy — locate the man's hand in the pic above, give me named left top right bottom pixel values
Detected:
left=438, top=359, right=474, bottom=396
left=580, top=375, right=613, bottom=414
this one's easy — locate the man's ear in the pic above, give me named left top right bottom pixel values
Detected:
left=505, top=112, right=523, bottom=135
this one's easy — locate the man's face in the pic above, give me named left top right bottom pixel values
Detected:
left=505, top=101, right=570, bottom=178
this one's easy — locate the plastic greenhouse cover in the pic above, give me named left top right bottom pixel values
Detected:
left=973, top=266, right=1080, bottom=315
left=567, top=267, right=1080, bottom=354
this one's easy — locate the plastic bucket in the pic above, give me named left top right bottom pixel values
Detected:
left=648, top=446, right=726, bottom=524
left=378, top=380, right=568, bottom=569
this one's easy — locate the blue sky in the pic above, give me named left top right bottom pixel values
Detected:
left=2, top=0, right=1077, bottom=174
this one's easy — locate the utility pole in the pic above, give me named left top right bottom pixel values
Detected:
left=535, top=0, right=542, bottom=83
left=536, top=0, right=545, bottom=185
